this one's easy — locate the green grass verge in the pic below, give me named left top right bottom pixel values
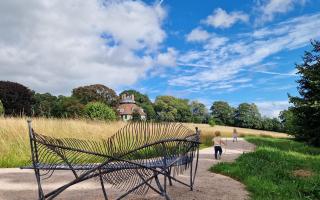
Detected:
left=211, top=137, right=320, bottom=200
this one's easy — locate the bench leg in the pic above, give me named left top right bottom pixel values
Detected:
left=34, top=168, right=45, bottom=200
left=99, top=170, right=108, bottom=200
left=167, top=168, right=173, bottom=186
left=190, top=160, right=193, bottom=191
left=154, top=173, right=170, bottom=200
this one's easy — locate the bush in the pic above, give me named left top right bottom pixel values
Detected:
left=0, top=100, right=4, bottom=116
left=208, top=117, right=216, bottom=127
left=84, top=102, right=116, bottom=121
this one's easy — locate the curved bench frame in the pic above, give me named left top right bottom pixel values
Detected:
left=23, top=120, right=200, bottom=200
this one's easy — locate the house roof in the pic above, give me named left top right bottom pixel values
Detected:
left=118, top=103, right=146, bottom=116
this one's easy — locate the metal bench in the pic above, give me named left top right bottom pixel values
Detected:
left=22, top=120, right=200, bottom=200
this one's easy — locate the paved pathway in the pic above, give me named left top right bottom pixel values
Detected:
left=0, top=138, right=255, bottom=200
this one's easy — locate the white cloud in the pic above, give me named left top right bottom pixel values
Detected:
left=0, top=0, right=167, bottom=94
left=256, top=0, right=306, bottom=24
left=186, top=28, right=210, bottom=42
left=203, top=8, right=249, bottom=28
left=255, top=101, right=290, bottom=117
left=171, top=13, right=320, bottom=91
left=156, top=48, right=178, bottom=67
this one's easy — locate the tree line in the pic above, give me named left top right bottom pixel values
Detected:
left=0, top=81, right=284, bottom=132
left=0, top=41, right=319, bottom=146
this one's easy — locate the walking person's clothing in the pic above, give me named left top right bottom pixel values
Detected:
left=233, top=133, right=238, bottom=142
left=214, top=146, right=222, bottom=159
left=213, top=136, right=223, bottom=159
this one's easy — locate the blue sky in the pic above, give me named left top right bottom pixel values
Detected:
left=128, top=0, right=320, bottom=116
left=0, top=0, right=320, bottom=117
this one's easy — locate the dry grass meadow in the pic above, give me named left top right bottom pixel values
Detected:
left=0, top=117, right=289, bottom=167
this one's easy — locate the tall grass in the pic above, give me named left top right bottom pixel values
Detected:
left=0, top=117, right=125, bottom=167
left=0, top=117, right=288, bottom=168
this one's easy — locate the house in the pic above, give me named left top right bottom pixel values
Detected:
left=117, top=94, right=146, bottom=121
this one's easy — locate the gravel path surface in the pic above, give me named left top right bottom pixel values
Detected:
left=0, top=138, right=255, bottom=200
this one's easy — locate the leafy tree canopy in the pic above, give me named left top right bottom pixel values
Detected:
left=289, top=40, right=320, bottom=146
left=33, top=93, right=57, bottom=117
left=190, top=101, right=208, bottom=123
left=52, top=96, right=84, bottom=118
left=210, top=101, right=235, bottom=125
left=235, top=103, right=262, bottom=129
left=0, top=81, right=34, bottom=116
left=72, top=84, right=119, bottom=107
left=154, top=96, right=192, bottom=122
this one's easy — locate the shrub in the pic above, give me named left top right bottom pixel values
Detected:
left=208, top=117, right=216, bottom=127
left=0, top=100, right=4, bottom=116
left=84, top=102, right=116, bottom=121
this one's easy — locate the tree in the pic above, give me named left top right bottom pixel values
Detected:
left=120, top=90, right=156, bottom=120
left=262, top=117, right=282, bottom=132
left=279, top=109, right=296, bottom=133
left=154, top=96, right=192, bottom=122
left=210, top=101, right=235, bottom=125
left=0, top=81, right=34, bottom=116
left=289, top=40, right=320, bottom=146
left=52, top=96, right=84, bottom=118
left=0, top=100, right=4, bottom=116
left=84, top=102, right=116, bottom=121
left=235, top=103, right=262, bottom=129
left=190, top=101, right=208, bottom=123
left=72, top=84, right=119, bottom=107
left=32, top=93, right=57, bottom=117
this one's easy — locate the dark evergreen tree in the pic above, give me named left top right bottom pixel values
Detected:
left=289, top=40, right=320, bottom=146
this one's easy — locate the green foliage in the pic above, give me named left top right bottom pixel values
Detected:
left=32, top=93, right=57, bottom=117
left=208, top=117, right=216, bottom=127
left=131, top=108, right=142, bottom=121
left=0, top=100, right=4, bottom=116
left=52, top=96, right=84, bottom=118
left=212, top=137, right=320, bottom=200
left=154, top=96, right=192, bottom=122
left=84, top=102, right=116, bottom=121
left=289, top=40, right=320, bottom=146
left=210, top=101, right=235, bottom=125
left=72, top=84, right=119, bottom=107
left=0, top=81, right=34, bottom=116
left=120, top=90, right=156, bottom=120
left=235, top=103, right=262, bottom=129
left=261, top=117, right=282, bottom=132
left=190, top=101, right=208, bottom=123
left=279, top=109, right=296, bottom=133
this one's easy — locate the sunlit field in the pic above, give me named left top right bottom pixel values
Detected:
left=0, top=117, right=288, bottom=167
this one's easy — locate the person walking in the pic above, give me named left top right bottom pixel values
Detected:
left=212, top=131, right=226, bottom=160
left=233, top=128, right=238, bottom=142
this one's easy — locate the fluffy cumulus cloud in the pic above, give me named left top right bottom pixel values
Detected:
left=203, top=8, right=249, bottom=28
left=255, top=0, right=306, bottom=24
left=0, top=0, right=168, bottom=94
left=186, top=28, right=210, bottom=42
left=255, top=101, right=290, bottom=117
